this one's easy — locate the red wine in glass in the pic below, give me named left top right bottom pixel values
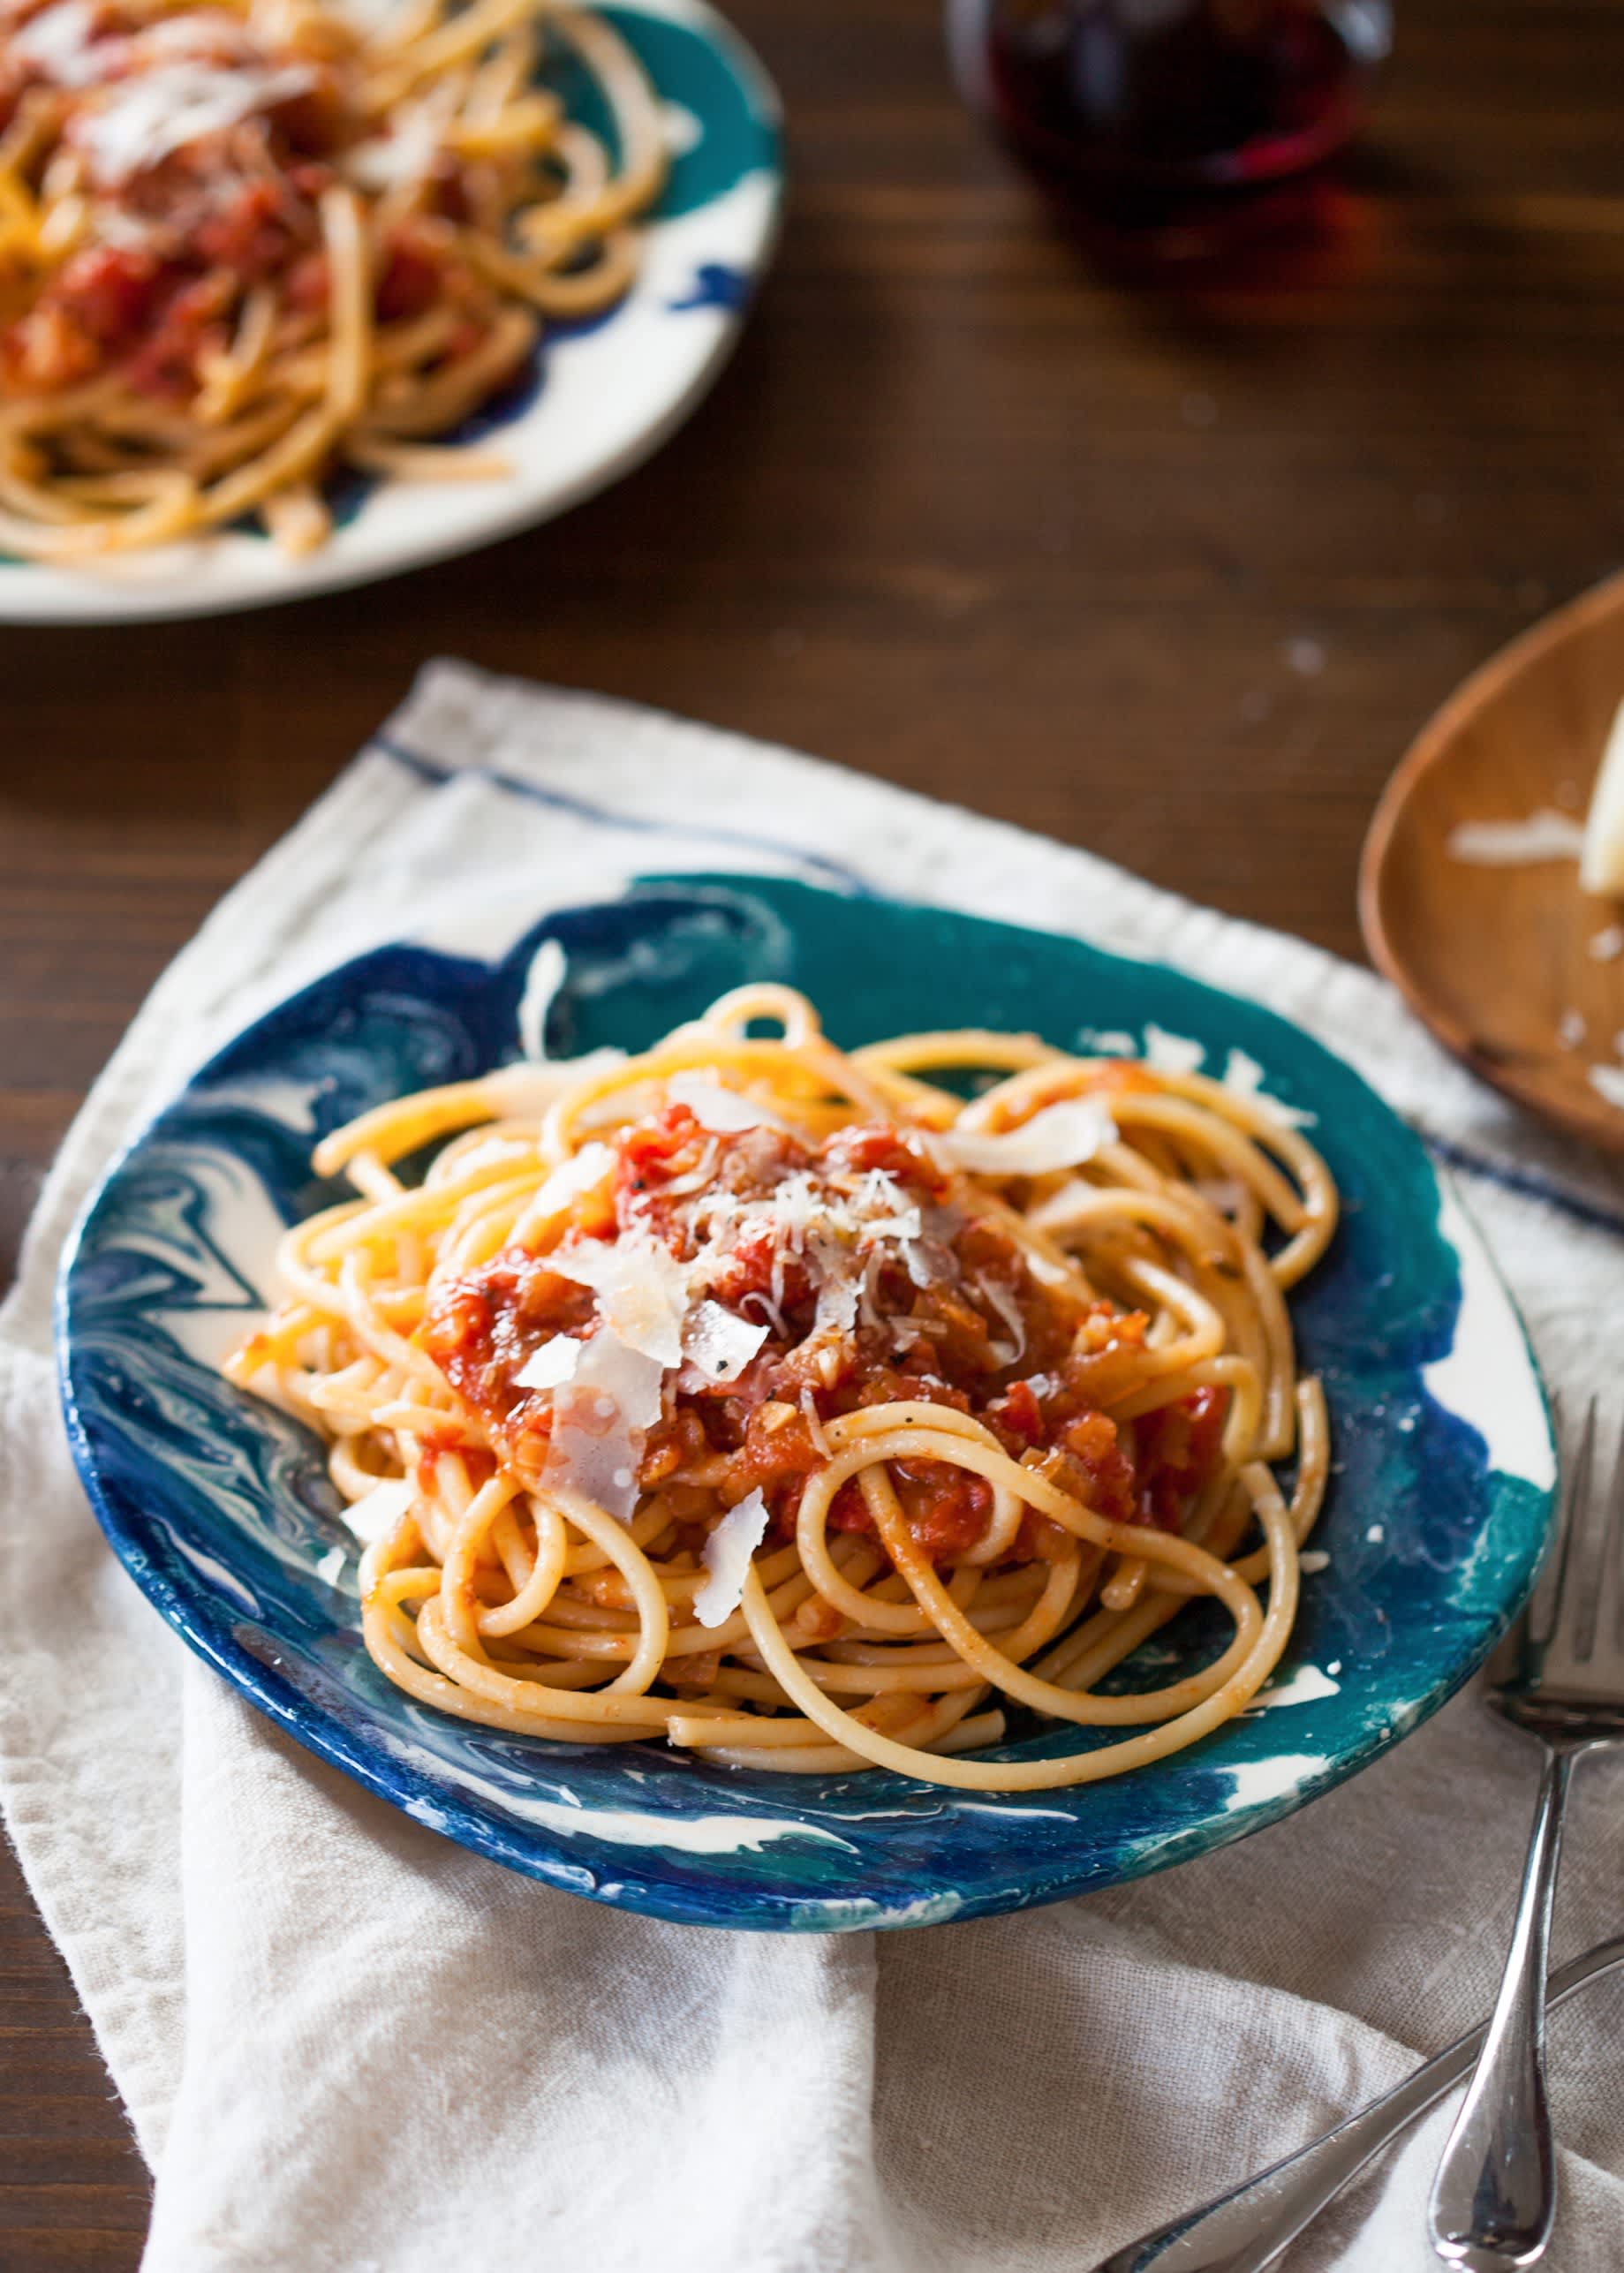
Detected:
left=948, top=0, right=1391, bottom=244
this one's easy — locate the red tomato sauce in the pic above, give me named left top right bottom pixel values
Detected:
left=419, top=1104, right=1230, bottom=1568
left=0, top=7, right=500, bottom=402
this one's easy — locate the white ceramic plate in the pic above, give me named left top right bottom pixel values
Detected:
left=0, top=0, right=782, bottom=625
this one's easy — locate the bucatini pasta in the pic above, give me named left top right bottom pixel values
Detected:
left=0, top=0, right=664, bottom=558
left=227, top=985, right=1336, bottom=1792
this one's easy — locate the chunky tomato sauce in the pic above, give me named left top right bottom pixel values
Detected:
left=419, top=1105, right=1228, bottom=1567
left=0, top=0, right=509, bottom=399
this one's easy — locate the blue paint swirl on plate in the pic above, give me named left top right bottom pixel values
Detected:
left=57, top=877, right=1556, bottom=1929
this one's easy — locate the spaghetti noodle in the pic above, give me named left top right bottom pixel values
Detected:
left=0, top=0, right=665, bottom=559
left=227, top=985, right=1337, bottom=1792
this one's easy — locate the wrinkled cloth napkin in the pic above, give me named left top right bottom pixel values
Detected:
left=4, top=660, right=1624, bottom=2273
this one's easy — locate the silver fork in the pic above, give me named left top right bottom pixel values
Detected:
left=1084, top=1930, right=1624, bottom=2273
left=1428, top=1398, right=1624, bottom=2270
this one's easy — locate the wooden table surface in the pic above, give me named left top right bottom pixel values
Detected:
left=5, top=0, right=1624, bottom=2258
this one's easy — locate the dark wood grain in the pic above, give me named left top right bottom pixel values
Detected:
left=0, top=1834, right=151, bottom=2264
left=6, top=0, right=1624, bottom=2254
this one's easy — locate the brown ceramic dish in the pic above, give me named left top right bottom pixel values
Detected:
left=1359, top=570, right=1624, bottom=1155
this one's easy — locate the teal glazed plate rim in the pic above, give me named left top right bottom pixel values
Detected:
left=56, top=874, right=1557, bottom=1930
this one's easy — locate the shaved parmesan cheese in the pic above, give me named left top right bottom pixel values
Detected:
left=1143, top=1025, right=1206, bottom=1076
left=1582, top=700, right=1624, bottom=895
left=662, top=98, right=703, bottom=155
left=346, top=120, right=442, bottom=191
left=855, top=1248, right=886, bottom=1337
left=13, top=3, right=106, bottom=84
left=813, top=1274, right=859, bottom=1335
left=736, top=1170, right=817, bottom=1251
left=73, top=62, right=313, bottom=183
left=1446, top=810, right=1585, bottom=865
left=525, top=1141, right=614, bottom=1220
left=1221, top=1047, right=1265, bottom=1097
left=684, top=1300, right=768, bottom=1384
left=543, top=1331, right=665, bottom=1521
left=901, top=1238, right=946, bottom=1290
left=550, top=1230, right=689, bottom=1366
left=740, top=1286, right=789, bottom=1339
left=946, top=1097, right=1116, bottom=1178
left=684, top=1162, right=947, bottom=1338
left=1219, top=1049, right=1318, bottom=1129
left=1023, top=1247, right=1073, bottom=1289
left=860, top=1203, right=924, bottom=1245
left=314, top=1544, right=347, bottom=1587
left=1590, top=925, right=1624, bottom=963
left=693, top=1489, right=770, bottom=1627
left=1590, top=1064, right=1624, bottom=1111
left=667, top=1073, right=788, bottom=1133
left=799, top=1387, right=832, bottom=1457
left=514, top=1335, right=585, bottom=1392
left=517, top=937, right=567, bottom=1062
left=975, top=1270, right=1026, bottom=1363
left=851, top=1168, right=924, bottom=1246
left=340, top=1476, right=416, bottom=1544
left=650, top=1137, right=722, bottom=1198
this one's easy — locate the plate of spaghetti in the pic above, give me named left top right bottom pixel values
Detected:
left=57, top=874, right=1556, bottom=1929
left=0, top=0, right=779, bottom=620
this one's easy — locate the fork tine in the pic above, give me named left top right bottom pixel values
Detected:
left=1567, top=1401, right=1609, bottom=1664
left=1520, top=1391, right=1565, bottom=1641
left=1527, top=1397, right=1593, bottom=1651
left=1607, top=1412, right=1624, bottom=1658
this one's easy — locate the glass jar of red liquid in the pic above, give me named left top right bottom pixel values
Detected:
left=948, top=0, right=1392, bottom=243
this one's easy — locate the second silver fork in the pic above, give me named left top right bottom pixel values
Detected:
left=1429, top=1398, right=1624, bottom=2271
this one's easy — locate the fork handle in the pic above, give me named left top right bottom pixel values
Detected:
left=1427, top=1744, right=1574, bottom=2268
left=1085, top=1926, right=1624, bottom=2273
left=1087, top=2022, right=1507, bottom=2273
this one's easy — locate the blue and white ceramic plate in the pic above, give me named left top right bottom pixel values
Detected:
left=0, top=1, right=780, bottom=626
left=57, top=875, right=1557, bottom=1929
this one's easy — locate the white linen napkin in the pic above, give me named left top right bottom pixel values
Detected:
left=4, top=660, right=1624, bottom=2273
